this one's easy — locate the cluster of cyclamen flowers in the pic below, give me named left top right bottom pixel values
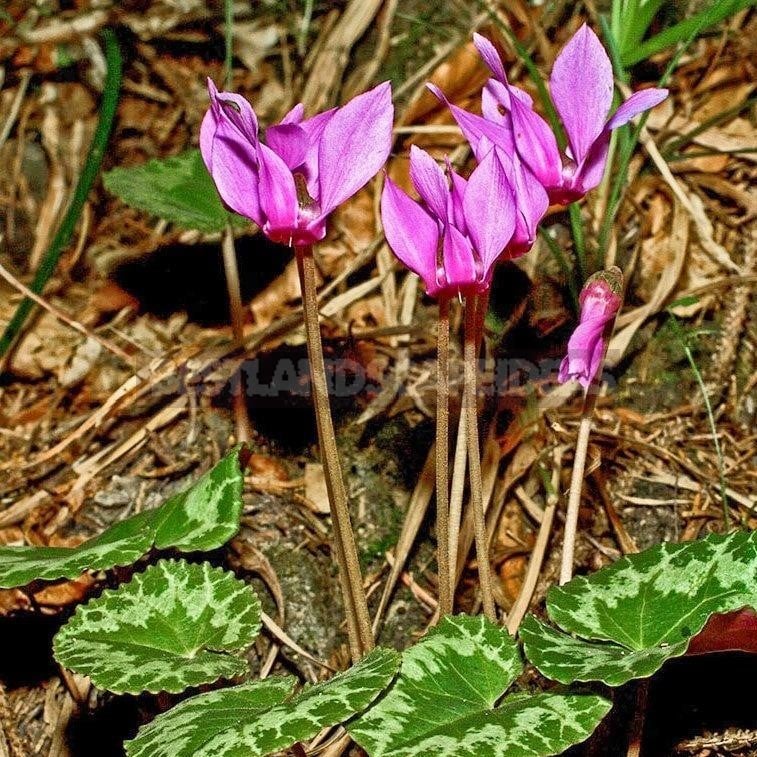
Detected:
left=200, top=23, right=667, bottom=638
left=201, top=24, right=667, bottom=386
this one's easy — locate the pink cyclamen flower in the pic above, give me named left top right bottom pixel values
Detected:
left=381, top=145, right=516, bottom=298
left=427, top=83, right=548, bottom=257
left=473, top=25, right=668, bottom=204
left=558, top=267, right=623, bottom=388
left=200, top=80, right=393, bottom=245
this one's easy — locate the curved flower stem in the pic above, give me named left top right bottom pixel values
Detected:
left=435, top=296, right=452, bottom=618
left=295, top=245, right=373, bottom=660
left=463, top=294, right=497, bottom=621
left=559, top=391, right=596, bottom=585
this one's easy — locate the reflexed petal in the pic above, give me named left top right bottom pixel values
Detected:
left=446, top=159, right=468, bottom=233
left=318, top=82, right=393, bottom=215
left=206, top=79, right=259, bottom=144
left=428, top=83, right=509, bottom=161
left=509, top=94, right=562, bottom=189
left=462, top=149, right=515, bottom=279
left=409, top=146, right=448, bottom=220
left=550, top=24, right=613, bottom=163
left=381, top=176, right=439, bottom=294
left=473, top=33, right=507, bottom=83
left=265, top=123, right=309, bottom=170
left=441, top=224, right=478, bottom=293
left=568, top=128, right=611, bottom=198
left=498, top=150, right=549, bottom=257
left=257, top=143, right=298, bottom=241
left=281, top=103, right=305, bottom=124
left=606, top=88, right=668, bottom=130
left=297, top=107, right=338, bottom=197
left=199, top=108, right=263, bottom=225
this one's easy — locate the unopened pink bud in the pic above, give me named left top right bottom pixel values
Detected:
left=558, top=267, right=623, bottom=388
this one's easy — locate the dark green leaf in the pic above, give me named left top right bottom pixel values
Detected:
left=103, top=150, right=246, bottom=233
left=0, top=447, right=246, bottom=588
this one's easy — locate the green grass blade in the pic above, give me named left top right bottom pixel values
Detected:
left=621, top=0, right=753, bottom=66
left=0, top=29, right=122, bottom=360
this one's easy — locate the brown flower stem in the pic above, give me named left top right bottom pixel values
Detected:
left=447, top=403, right=467, bottom=595
left=435, top=296, right=452, bottom=618
left=295, top=244, right=373, bottom=659
left=463, top=293, right=497, bottom=621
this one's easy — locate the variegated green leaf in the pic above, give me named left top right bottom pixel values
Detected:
left=151, top=446, right=245, bottom=552
left=349, top=615, right=610, bottom=757
left=521, top=530, right=757, bottom=686
left=125, top=647, right=400, bottom=757
left=0, top=447, right=245, bottom=588
left=54, top=559, right=260, bottom=694
left=0, top=510, right=155, bottom=589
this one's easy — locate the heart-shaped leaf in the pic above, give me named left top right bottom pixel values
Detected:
left=0, top=447, right=246, bottom=589
left=125, top=647, right=400, bottom=757
left=103, top=150, right=247, bottom=233
left=54, top=559, right=261, bottom=693
left=348, top=615, right=610, bottom=757
left=520, top=530, right=757, bottom=686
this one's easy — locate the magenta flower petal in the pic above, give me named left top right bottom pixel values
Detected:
left=265, top=123, right=309, bottom=170
left=317, top=82, right=393, bottom=216
left=199, top=104, right=263, bottom=225
left=257, top=143, right=298, bottom=242
left=509, top=94, right=562, bottom=189
left=381, top=175, right=440, bottom=294
left=568, top=129, right=611, bottom=197
left=473, top=33, right=508, bottom=83
left=446, top=161, right=468, bottom=232
left=550, top=24, right=613, bottom=164
left=409, top=146, right=449, bottom=221
left=281, top=103, right=305, bottom=124
left=441, top=224, right=478, bottom=293
left=496, top=150, right=549, bottom=257
left=606, top=87, right=669, bottom=130
left=428, top=83, right=510, bottom=162
left=462, top=149, right=515, bottom=278
left=206, top=79, right=259, bottom=144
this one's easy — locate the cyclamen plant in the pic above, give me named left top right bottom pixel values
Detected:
left=2, top=18, right=724, bottom=757
left=201, top=80, right=394, bottom=660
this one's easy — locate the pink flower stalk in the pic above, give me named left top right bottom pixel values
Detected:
left=471, top=25, right=669, bottom=204
left=200, top=80, right=393, bottom=245
left=558, top=268, right=623, bottom=388
left=381, top=145, right=516, bottom=298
